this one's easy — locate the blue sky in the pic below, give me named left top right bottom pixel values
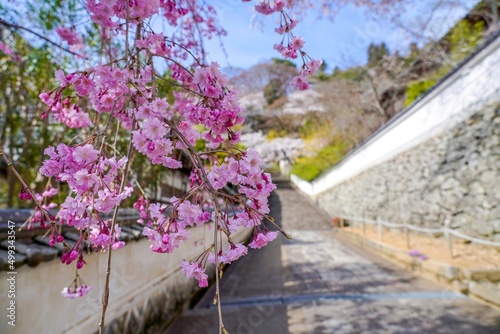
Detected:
left=203, top=1, right=478, bottom=72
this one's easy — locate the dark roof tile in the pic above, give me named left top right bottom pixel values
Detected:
left=33, top=235, right=65, bottom=255
left=0, top=240, right=42, bottom=267
left=121, top=226, right=142, bottom=240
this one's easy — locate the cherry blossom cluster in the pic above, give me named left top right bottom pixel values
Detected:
left=28, top=186, right=58, bottom=230
left=55, top=27, right=84, bottom=50
left=0, top=41, right=22, bottom=62
left=20, top=183, right=66, bottom=247
left=173, top=62, right=245, bottom=147
left=181, top=259, right=209, bottom=287
left=0, top=41, right=16, bottom=57
left=61, top=285, right=93, bottom=298
left=246, top=0, right=323, bottom=90
left=84, top=0, right=225, bottom=61
left=39, top=143, right=131, bottom=254
left=61, top=274, right=92, bottom=298
left=134, top=147, right=279, bottom=287
left=26, top=0, right=315, bottom=298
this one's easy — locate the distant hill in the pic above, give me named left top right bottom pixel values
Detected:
left=232, top=0, right=499, bottom=181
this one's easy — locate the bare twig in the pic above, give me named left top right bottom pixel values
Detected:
left=0, top=18, right=88, bottom=59
left=97, top=121, right=135, bottom=334
left=0, top=148, right=53, bottom=224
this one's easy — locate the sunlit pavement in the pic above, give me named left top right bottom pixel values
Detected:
left=163, top=180, right=500, bottom=334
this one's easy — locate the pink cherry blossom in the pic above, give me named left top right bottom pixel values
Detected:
left=291, top=74, right=310, bottom=90
left=274, top=0, right=285, bottom=11
left=94, top=189, right=121, bottom=213
left=151, top=98, right=171, bottom=116
left=0, top=41, right=16, bottom=56
left=290, top=36, right=305, bottom=50
left=177, top=121, right=200, bottom=145
left=73, top=144, right=99, bottom=164
left=73, top=169, right=99, bottom=193
left=55, top=27, right=83, bottom=47
left=222, top=243, right=248, bottom=264
left=180, top=260, right=209, bottom=288
left=255, top=2, right=274, bottom=15
left=240, top=148, right=264, bottom=176
left=59, top=107, right=93, bottom=128
left=61, top=250, right=79, bottom=265
left=143, top=227, right=181, bottom=253
left=142, top=117, right=167, bottom=140
left=177, top=200, right=206, bottom=227
left=40, top=159, right=62, bottom=177
left=61, top=284, right=93, bottom=299
left=18, top=187, right=32, bottom=200
left=249, top=231, right=279, bottom=249
left=41, top=187, right=58, bottom=198
left=275, top=25, right=287, bottom=34
left=71, top=74, right=95, bottom=96
left=28, top=0, right=309, bottom=302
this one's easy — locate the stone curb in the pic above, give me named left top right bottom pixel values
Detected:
left=337, top=229, right=500, bottom=308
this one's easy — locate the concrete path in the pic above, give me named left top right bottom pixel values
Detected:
left=163, top=181, right=500, bottom=334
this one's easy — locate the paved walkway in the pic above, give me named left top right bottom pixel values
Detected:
left=163, top=181, right=500, bottom=333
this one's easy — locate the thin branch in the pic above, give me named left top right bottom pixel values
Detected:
left=0, top=148, right=53, bottom=225
left=0, top=19, right=88, bottom=59
left=162, top=120, right=227, bottom=333
left=97, top=121, right=135, bottom=334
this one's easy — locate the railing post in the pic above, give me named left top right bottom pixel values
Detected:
left=378, top=218, right=383, bottom=242
left=404, top=223, right=410, bottom=249
left=444, top=219, right=454, bottom=258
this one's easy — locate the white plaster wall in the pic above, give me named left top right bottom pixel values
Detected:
left=0, top=224, right=251, bottom=334
left=292, top=34, right=500, bottom=197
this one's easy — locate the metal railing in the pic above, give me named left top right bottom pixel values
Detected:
left=337, top=215, right=500, bottom=257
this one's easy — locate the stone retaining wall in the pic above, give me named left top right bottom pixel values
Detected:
left=316, top=102, right=499, bottom=241
left=292, top=33, right=500, bottom=242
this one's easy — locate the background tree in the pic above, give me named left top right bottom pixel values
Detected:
left=0, top=27, right=61, bottom=207
left=367, top=42, right=389, bottom=67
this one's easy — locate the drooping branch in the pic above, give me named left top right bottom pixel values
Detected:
left=0, top=18, right=88, bottom=59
